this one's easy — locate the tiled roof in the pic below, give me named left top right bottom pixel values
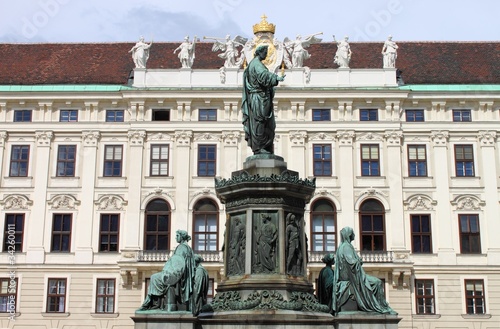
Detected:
left=0, top=42, right=498, bottom=85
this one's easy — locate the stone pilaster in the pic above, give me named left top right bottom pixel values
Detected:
left=336, top=131, right=355, bottom=228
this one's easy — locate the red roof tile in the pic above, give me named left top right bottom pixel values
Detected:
left=0, top=42, right=498, bottom=85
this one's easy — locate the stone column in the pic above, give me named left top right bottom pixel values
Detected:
left=297, top=101, right=306, bottom=121
left=0, top=102, right=6, bottom=122
left=38, top=101, right=52, bottom=122
left=26, top=131, right=53, bottom=264
left=384, top=130, right=406, bottom=250
left=221, top=131, right=241, bottom=178
left=173, top=131, right=193, bottom=219
left=478, top=131, right=500, bottom=264
left=289, top=131, right=307, bottom=174
left=0, top=131, right=7, bottom=179
left=336, top=131, right=355, bottom=229
left=431, top=130, right=456, bottom=264
left=85, top=101, right=99, bottom=122
left=122, top=130, right=146, bottom=251
left=74, top=131, right=101, bottom=264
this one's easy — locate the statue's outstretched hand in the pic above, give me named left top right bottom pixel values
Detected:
left=277, top=74, right=286, bottom=82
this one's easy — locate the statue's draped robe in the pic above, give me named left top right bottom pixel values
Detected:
left=332, top=227, right=396, bottom=314
left=242, top=56, right=279, bottom=154
left=141, top=242, right=195, bottom=309
left=256, top=221, right=278, bottom=272
left=317, top=265, right=334, bottom=309
left=192, top=264, right=209, bottom=315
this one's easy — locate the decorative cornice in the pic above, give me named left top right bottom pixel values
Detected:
left=478, top=131, right=496, bottom=146
left=357, top=132, right=383, bottom=142
left=147, top=132, right=173, bottom=141
left=82, top=131, right=101, bottom=146
left=289, top=131, right=307, bottom=145
left=221, top=131, right=241, bottom=145
left=35, top=131, right=53, bottom=146
left=336, top=131, right=355, bottom=145
left=174, top=131, right=193, bottom=146
left=309, top=132, right=335, bottom=141
left=48, top=194, right=80, bottom=210
left=0, top=194, right=33, bottom=210
left=95, top=195, right=127, bottom=211
left=384, top=130, right=403, bottom=145
left=127, top=130, right=146, bottom=145
left=404, top=194, right=436, bottom=211
left=451, top=195, right=485, bottom=211
left=194, top=132, right=221, bottom=142
left=430, top=130, right=449, bottom=146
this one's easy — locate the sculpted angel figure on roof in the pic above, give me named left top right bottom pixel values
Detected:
left=205, top=34, right=248, bottom=68
left=381, top=35, right=398, bottom=68
left=333, top=35, right=352, bottom=68
left=129, top=36, right=152, bottom=69
left=174, top=36, right=197, bottom=68
left=283, top=33, right=322, bottom=68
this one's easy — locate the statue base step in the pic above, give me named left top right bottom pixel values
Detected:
left=334, top=312, right=401, bottom=329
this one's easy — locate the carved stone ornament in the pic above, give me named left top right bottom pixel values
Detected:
left=48, top=194, right=80, bottom=209
left=222, top=131, right=241, bottom=145
left=128, top=130, right=146, bottom=145
left=147, top=132, right=172, bottom=142
left=404, top=194, right=436, bottom=211
left=95, top=195, right=127, bottom=211
left=289, top=131, right=307, bottom=145
left=35, top=131, right=53, bottom=146
left=215, top=170, right=316, bottom=189
left=194, top=132, right=221, bottom=142
left=82, top=131, right=101, bottom=146
left=478, top=131, right=497, bottom=146
left=309, top=132, right=335, bottom=141
left=451, top=195, right=484, bottom=211
left=174, top=131, right=193, bottom=146
left=384, top=130, right=403, bottom=145
left=0, top=194, right=33, bottom=210
left=357, top=132, right=383, bottom=141
left=193, top=188, right=212, bottom=197
left=430, top=130, right=449, bottom=146
left=336, top=131, right=355, bottom=145
left=0, top=131, right=7, bottom=146
left=207, top=290, right=329, bottom=313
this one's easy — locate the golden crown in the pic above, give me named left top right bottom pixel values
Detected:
left=253, top=14, right=276, bottom=34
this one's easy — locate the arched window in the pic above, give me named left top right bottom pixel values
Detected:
left=144, top=199, right=170, bottom=251
left=359, top=199, right=385, bottom=251
left=310, top=199, right=336, bottom=252
left=193, top=199, right=219, bottom=252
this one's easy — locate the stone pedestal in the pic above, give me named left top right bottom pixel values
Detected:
left=334, top=313, right=401, bottom=329
left=132, top=312, right=197, bottom=329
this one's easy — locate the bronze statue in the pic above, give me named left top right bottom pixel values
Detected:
left=140, top=230, right=195, bottom=311
left=332, top=227, right=396, bottom=315
left=285, top=213, right=303, bottom=275
left=316, top=253, right=334, bottom=308
left=242, top=45, right=285, bottom=155
left=192, top=255, right=210, bottom=315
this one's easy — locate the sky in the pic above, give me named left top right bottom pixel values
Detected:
left=0, top=0, right=499, bottom=44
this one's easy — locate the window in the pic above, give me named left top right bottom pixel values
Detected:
left=415, top=279, right=435, bottom=314
left=13, top=109, right=32, bottom=122
left=51, top=214, right=72, bottom=252
left=411, top=215, right=432, bottom=253
left=465, top=279, right=485, bottom=314
left=152, top=109, right=170, bottom=121
left=103, top=145, right=123, bottom=177
left=453, top=109, right=471, bottom=122
left=144, top=199, right=170, bottom=251
left=199, top=109, right=217, bottom=121
left=150, top=145, right=169, bottom=176
left=198, top=145, right=216, bottom=177
left=313, top=144, right=332, bottom=176
left=0, top=277, right=17, bottom=313
left=310, top=199, right=336, bottom=252
left=46, top=278, right=67, bottom=313
left=3, top=214, right=24, bottom=252
left=56, top=145, right=76, bottom=177
left=361, top=144, right=380, bottom=176
left=9, top=145, right=30, bottom=177
left=207, top=278, right=215, bottom=303
left=312, top=109, right=331, bottom=121
left=96, top=279, right=115, bottom=313
left=360, top=109, right=378, bottom=121
left=193, top=199, right=218, bottom=252
left=99, top=214, right=119, bottom=252
left=408, top=145, right=427, bottom=177
left=59, top=109, right=78, bottom=122
left=455, top=145, right=474, bottom=177
left=405, top=109, right=424, bottom=122
left=359, top=199, right=385, bottom=251
left=105, top=110, right=124, bottom=122
left=459, top=214, right=481, bottom=254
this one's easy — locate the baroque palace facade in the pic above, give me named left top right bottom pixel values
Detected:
left=0, top=18, right=500, bottom=329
